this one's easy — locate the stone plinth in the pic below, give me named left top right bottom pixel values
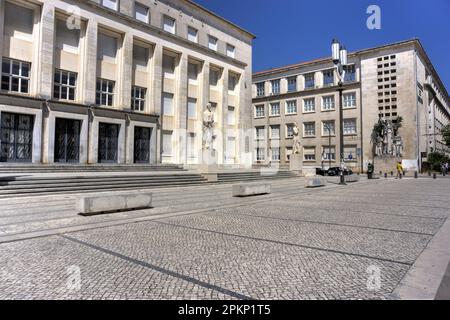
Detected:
left=232, top=183, right=271, bottom=197
left=305, top=177, right=326, bottom=188
left=78, top=191, right=152, bottom=215
left=374, top=156, right=402, bottom=175
left=199, top=149, right=218, bottom=182
left=289, top=153, right=303, bottom=174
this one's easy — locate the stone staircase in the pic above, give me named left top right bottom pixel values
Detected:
left=217, top=170, right=297, bottom=183
left=0, top=164, right=184, bottom=173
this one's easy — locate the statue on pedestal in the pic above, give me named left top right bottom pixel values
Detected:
left=371, top=113, right=403, bottom=158
left=292, top=122, right=301, bottom=154
left=202, top=103, right=215, bottom=150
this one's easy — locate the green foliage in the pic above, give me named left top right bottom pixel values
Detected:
left=442, top=124, right=450, bottom=147
left=427, top=151, right=449, bottom=172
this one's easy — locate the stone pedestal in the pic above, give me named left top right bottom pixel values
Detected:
left=289, top=153, right=303, bottom=175
left=374, top=156, right=402, bottom=175
left=199, top=148, right=218, bottom=182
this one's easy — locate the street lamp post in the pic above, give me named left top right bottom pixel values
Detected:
left=332, top=39, right=348, bottom=185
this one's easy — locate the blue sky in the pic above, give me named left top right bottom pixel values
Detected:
left=194, top=0, right=450, bottom=91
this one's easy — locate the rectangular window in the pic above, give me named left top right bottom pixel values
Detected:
left=96, top=78, right=115, bottom=106
left=227, top=106, right=235, bottom=125
left=286, top=147, right=293, bottom=161
left=270, top=125, right=280, bottom=139
left=322, top=121, right=335, bottom=136
left=162, top=131, right=173, bottom=156
left=255, top=105, right=265, bottom=118
left=102, top=0, right=118, bottom=10
left=343, top=92, right=356, bottom=108
left=133, top=45, right=149, bottom=69
left=256, top=82, right=265, bottom=97
left=135, top=2, right=149, bottom=23
left=303, top=122, right=315, bottom=137
left=97, top=33, right=118, bottom=61
left=187, top=133, right=196, bottom=158
left=255, top=126, right=265, bottom=140
left=304, top=73, right=315, bottom=88
left=256, top=148, right=265, bottom=161
left=271, top=79, right=280, bottom=94
left=322, top=95, right=335, bottom=111
left=344, top=65, right=356, bottom=82
left=228, top=73, right=238, bottom=92
left=270, top=103, right=280, bottom=116
left=303, top=98, right=315, bottom=113
left=163, top=15, right=176, bottom=34
left=286, top=100, right=297, bottom=114
left=286, top=124, right=294, bottom=138
left=187, top=27, right=198, bottom=43
left=343, top=118, right=357, bottom=135
left=187, top=98, right=197, bottom=119
left=210, top=69, right=220, bottom=87
left=344, top=145, right=357, bottom=161
left=162, top=92, right=173, bottom=115
left=288, top=77, right=297, bottom=92
left=303, top=147, right=316, bottom=161
left=162, top=54, right=175, bottom=78
left=131, top=86, right=146, bottom=112
left=188, top=63, right=198, bottom=82
left=1, top=58, right=31, bottom=93
left=271, top=148, right=280, bottom=161
left=208, top=36, right=218, bottom=51
left=53, top=69, right=77, bottom=101
left=56, top=18, right=80, bottom=53
left=323, top=69, right=334, bottom=86
left=323, top=146, right=336, bottom=161
left=226, top=44, right=235, bottom=58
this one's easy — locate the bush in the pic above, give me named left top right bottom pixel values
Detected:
left=427, top=152, right=449, bottom=172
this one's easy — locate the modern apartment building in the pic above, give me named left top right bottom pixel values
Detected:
left=0, top=0, right=255, bottom=166
left=252, top=39, right=449, bottom=173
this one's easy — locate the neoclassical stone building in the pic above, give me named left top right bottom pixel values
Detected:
left=0, top=0, right=255, bottom=167
left=252, top=39, right=449, bottom=173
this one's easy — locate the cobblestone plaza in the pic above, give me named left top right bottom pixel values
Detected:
left=1, top=177, right=449, bottom=300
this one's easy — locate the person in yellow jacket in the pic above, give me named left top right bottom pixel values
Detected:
left=396, top=161, right=404, bottom=179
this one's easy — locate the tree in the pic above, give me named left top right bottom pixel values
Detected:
left=442, top=124, right=450, bottom=147
left=427, top=151, right=449, bottom=172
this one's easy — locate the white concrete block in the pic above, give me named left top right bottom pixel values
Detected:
left=78, top=192, right=152, bottom=215
left=232, top=183, right=271, bottom=197
left=345, top=175, right=360, bottom=183
left=305, top=177, right=326, bottom=188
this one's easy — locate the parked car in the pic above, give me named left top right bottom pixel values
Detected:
left=315, top=167, right=327, bottom=176
left=327, top=167, right=353, bottom=176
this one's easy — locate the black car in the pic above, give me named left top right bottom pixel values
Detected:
left=326, top=167, right=353, bottom=176
left=315, top=168, right=327, bottom=176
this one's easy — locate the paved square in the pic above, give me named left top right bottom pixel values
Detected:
left=0, top=177, right=449, bottom=299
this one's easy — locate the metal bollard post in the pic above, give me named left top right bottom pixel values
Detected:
left=433, top=173, right=437, bottom=179
left=384, top=173, right=387, bottom=179
left=390, top=171, right=394, bottom=176
left=414, top=171, right=418, bottom=179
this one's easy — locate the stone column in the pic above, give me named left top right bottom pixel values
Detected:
left=199, top=61, right=210, bottom=162
left=219, top=67, right=229, bottom=165
left=175, top=52, right=188, bottom=165
left=81, top=19, right=98, bottom=105
left=36, top=2, right=55, bottom=99
left=117, top=32, right=133, bottom=111
left=0, top=1, right=5, bottom=59
left=150, top=44, right=163, bottom=163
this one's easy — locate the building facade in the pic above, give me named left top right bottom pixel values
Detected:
left=252, top=39, right=449, bottom=173
left=0, top=0, right=255, bottom=167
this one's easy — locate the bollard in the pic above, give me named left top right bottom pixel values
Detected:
left=399, top=173, right=402, bottom=179
left=384, top=173, right=387, bottom=179
left=433, top=173, right=437, bottom=179
left=379, top=171, right=382, bottom=176
left=428, top=171, right=431, bottom=177
left=390, top=171, right=394, bottom=176
left=415, top=171, right=418, bottom=179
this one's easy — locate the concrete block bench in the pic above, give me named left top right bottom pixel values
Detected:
left=78, top=191, right=152, bottom=215
left=345, top=175, right=360, bottom=183
left=305, top=177, right=326, bottom=188
left=232, top=183, right=271, bottom=197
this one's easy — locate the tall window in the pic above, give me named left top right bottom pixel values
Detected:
left=208, top=36, right=218, bottom=51
left=187, top=98, right=197, bottom=119
left=323, top=69, right=334, bottom=86
left=102, top=0, right=118, bottom=10
left=210, top=69, right=220, bottom=86
left=343, top=119, right=357, bottom=135
left=1, top=58, right=30, bottom=93
left=228, top=73, right=238, bottom=92
left=303, top=147, right=316, bottom=161
left=288, top=77, right=297, bottom=92
left=227, top=106, right=235, bottom=125
left=343, top=92, right=356, bottom=108
left=322, top=121, right=335, bottom=136
left=226, top=44, right=235, bottom=58
left=97, top=33, right=118, bottom=62
left=187, top=27, right=198, bottom=43
left=323, top=146, right=336, bottom=161
left=270, top=103, right=280, bottom=116
left=286, top=124, right=294, bottom=138
left=256, top=82, right=265, bottom=97
left=255, top=126, right=265, bottom=140
left=270, top=125, right=280, bottom=139
left=256, top=148, right=265, bottom=161
left=163, top=15, right=176, bottom=34
left=255, top=105, right=265, bottom=118
left=271, top=148, right=280, bottom=161
left=304, top=73, right=315, bottom=88
left=54, top=69, right=77, bottom=100
left=131, top=86, right=146, bottom=112
left=96, top=78, right=115, bottom=106
left=303, top=122, right=315, bottom=137
left=135, top=3, right=149, bottom=23
left=162, top=92, right=173, bottom=115
left=344, top=145, right=357, bottom=161
left=344, top=65, right=356, bottom=82
left=303, top=98, right=315, bottom=113
left=271, top=79, right=280, bottom=94
left=286, top=100, right=297, bottom=114
left=322, top=95, right=335, bottom=111
left=188, top=63, right=198, bottom=82
left=162, top=54, right=175, bottom=78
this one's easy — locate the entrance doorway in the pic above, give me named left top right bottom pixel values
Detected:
left=54, top=118, right=81, bottom=163
left=134, top=126, right=151, bottom=163
left=98, top=122, right=119, bottom=163
left=0, top=112, right=33, bottom=162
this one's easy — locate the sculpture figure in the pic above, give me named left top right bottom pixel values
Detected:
left=202, top=103, right=215, bottom=150
left=292, top=122, right=301, bottom=154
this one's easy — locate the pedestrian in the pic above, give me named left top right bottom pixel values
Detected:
left=396, top=161, right=404, bottom=179
left=445, top=162, right=449, bottom=175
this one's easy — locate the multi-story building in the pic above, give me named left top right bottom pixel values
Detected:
left=0, top=0, right=255, bottom=167
left=252, top=39, right=449, bottom=173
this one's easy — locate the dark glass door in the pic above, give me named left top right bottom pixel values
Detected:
left=134, top=126, right=151, bottom=163
left=0, top=112, right=33, bottom=162
left=54, top=118, right=81, bottom=163
left=98, top=122, right=119, bottom=163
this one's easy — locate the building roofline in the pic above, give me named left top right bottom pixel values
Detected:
left=184, top=0, right=256, bottom=39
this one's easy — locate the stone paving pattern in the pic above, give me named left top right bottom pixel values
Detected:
left=0, top=177, right=449, bottom=299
